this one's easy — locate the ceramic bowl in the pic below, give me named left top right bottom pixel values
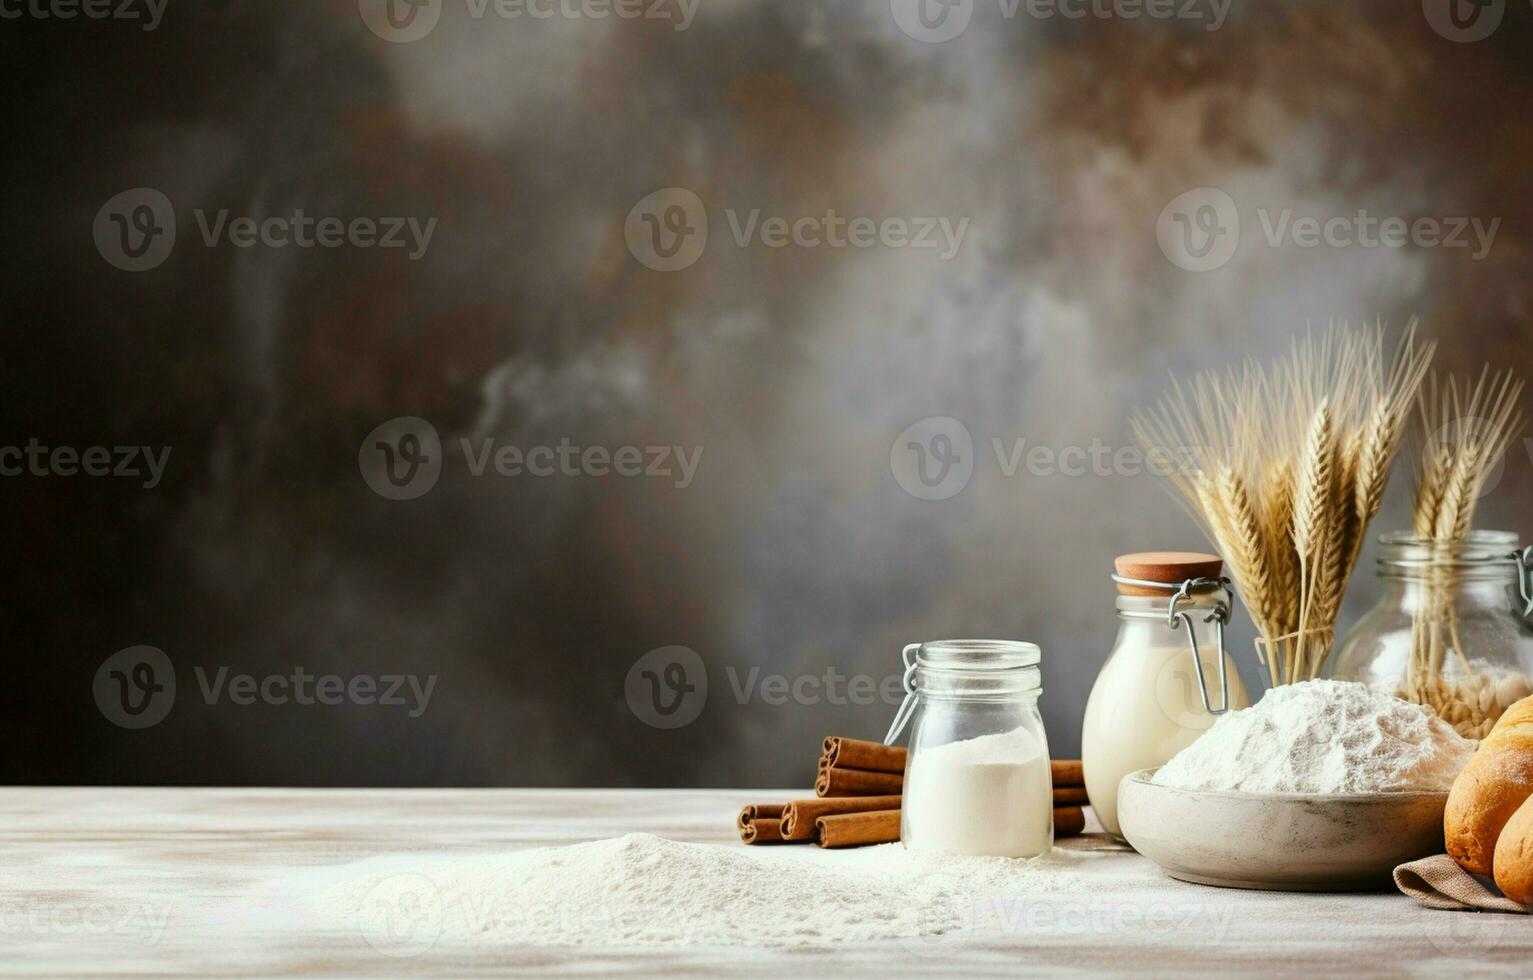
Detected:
left=1117, top=768, right=1448, bottom=892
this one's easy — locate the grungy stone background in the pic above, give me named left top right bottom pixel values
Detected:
left=4, top=0, right=1532, bottom=786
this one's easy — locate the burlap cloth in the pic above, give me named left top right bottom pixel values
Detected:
left=1394, top=855, right=1531, bottom=913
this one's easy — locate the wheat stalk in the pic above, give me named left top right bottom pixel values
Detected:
left=1407, top=365, right=1527, bottom=733
left=1214, top=466, right=1280, bottom=644
left=1131, top=320, right=1435, bottom=687
left=1262, top=460, right=1300, bottom=637
left=1292, top=400, right=1336, bottom=654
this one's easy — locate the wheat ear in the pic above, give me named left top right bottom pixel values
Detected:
left=1215, top=466, right=1279, bottom=635
left=1431, top=447, right=1481, bottom=542
left=1262, top=460, right=1300, bottom=637
left=1292, top=402, right=1338, bottom=681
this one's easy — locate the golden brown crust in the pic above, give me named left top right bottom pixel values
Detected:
left=1494, top=797, right=1533, bottom=905
left=1445, top=696, right=1533, bottom=877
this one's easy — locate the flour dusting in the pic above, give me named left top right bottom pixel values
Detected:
left=318, top=832, right=1102, bottom=949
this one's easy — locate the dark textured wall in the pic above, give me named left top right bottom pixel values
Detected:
left=4, top=0, right=1532, bottom=787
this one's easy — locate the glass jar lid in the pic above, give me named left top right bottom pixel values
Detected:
left=883, top=639, right=1041, bottom=744
left=1377, top=530, right=1523, bottom=579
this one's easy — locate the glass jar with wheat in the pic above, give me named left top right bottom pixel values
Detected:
left=1130, top=324, right=1435, bottom=691
left=1331, top=532, right=1533, bottom=739
left=1331, top=370, right=1533, bottom=738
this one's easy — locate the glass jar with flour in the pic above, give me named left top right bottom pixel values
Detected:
left=1081, top=553, right=1251, bottom=843
left=884, top=640, right=1052, bottom=858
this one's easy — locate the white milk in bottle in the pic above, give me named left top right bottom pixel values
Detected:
left=1081, top=552, right=1249, bottom=842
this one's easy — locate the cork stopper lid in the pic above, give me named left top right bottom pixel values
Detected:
left=1114, top=552, right=1224, bottom=597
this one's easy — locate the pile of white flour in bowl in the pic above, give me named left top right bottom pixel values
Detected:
left=1153, top=679, right=1476, bottom=794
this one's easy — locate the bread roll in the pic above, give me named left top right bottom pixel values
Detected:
left=1493, top=794, right=1533, bottom=904
left=1445, top=696, right=1533, bottom=876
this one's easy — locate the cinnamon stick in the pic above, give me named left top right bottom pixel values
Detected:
left=1052, top=760, right=1085, bottom=787
left=737, top=803, right=786, bottom=831
left=815, top=767, right=903, bottom=798
left=740, top=817, right=788, bottom=845
left=1053, top=786, right=1089, bottom=807
left=821, top=737, right=907, bottom=775
left=1055, top=806, right=1086, bottom=839
left=815, top=809, right=901, bottom=849
left=818, top=738, right=1085, bottom=787
left=780, top=796, right=903, bottom=841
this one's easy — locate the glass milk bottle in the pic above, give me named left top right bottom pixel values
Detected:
left=885, top=640, right=1053, bottom=858
left=1081, top=553, right=1250, bottom=843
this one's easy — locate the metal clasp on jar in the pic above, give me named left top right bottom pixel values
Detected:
left=1110, top=574, right=1235, bottom=716
left=883, top=643, right=922, bottom=745
left=1513, top=547, right=1533, bottom=619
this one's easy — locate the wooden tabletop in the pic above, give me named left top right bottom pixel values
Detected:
left=2, top=787, right=1528, bottom=977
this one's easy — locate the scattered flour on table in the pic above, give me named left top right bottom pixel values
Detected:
left=316, top=833, right=1109, bottom=948
left=1153, top=679, right=1477, bottom=794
